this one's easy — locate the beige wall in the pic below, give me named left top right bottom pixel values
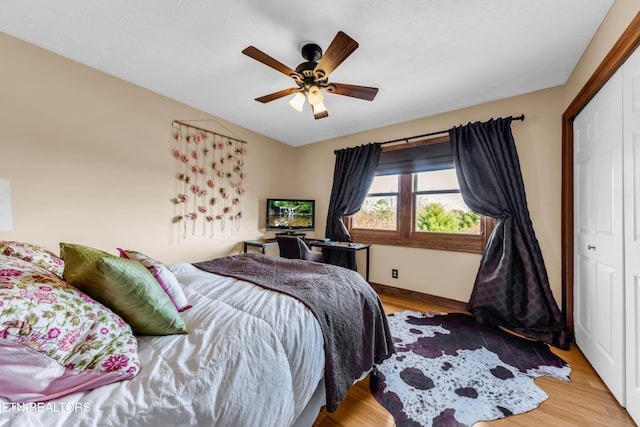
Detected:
left=294, top=0, right=639, bottom=304
left=564, top=0, right=640, bottom=105
left=295, top=87, right=565, bottom=302
left=0, top=33, right=297, bottom=264
left=1, top=0, right=637, bottom=305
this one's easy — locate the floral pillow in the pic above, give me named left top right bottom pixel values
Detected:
left=0, top=240, right=64, bottom=277
left=0, top=255, right=140, bottom=403
left=117, top=248, right=192, bottom=312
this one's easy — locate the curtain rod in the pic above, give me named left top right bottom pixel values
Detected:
left=377, top=114, right=525, bottom=145
left=172, top=120, right=247, bottom=144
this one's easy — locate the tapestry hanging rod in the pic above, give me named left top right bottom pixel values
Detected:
left=172, top=120, right=247, bottom=144
left=377, top=114, right=525, bottom=145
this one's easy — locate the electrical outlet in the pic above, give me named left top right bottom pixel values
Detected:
left=392, top=269, right=398, bottom=279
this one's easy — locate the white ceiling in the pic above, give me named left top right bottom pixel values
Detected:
left=0, top=1, right=613, bottom=146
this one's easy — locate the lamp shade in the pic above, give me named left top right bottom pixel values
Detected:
left=307, top=86, right=324, bottom=106
left=288, top=91, right=306, bottom=112
left=312, top=102, right=328, bottom=119
left=0, top=179, right=13, bottom=231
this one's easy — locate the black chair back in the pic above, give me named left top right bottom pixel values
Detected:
left=276, top=235, right=324, bottom=262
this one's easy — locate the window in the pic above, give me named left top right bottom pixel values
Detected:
left=347, top=136, right=493, bottom=253
left=413, top=170, right=480, bottom=234
left=351, top=175, right=398, bottom=230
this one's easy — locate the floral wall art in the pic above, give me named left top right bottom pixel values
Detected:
left=171, top=121, right=247, bottom=240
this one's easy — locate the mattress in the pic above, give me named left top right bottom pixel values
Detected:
left=0, top=263, right=325, bottom=427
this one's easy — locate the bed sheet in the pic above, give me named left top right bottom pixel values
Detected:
left=0, top=263, right=325, bottom=427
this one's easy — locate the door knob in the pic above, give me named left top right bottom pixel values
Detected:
left=587, top=245, right=596, bottom=251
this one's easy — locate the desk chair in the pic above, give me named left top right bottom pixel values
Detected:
left=276, top=235, right=324, bottom=263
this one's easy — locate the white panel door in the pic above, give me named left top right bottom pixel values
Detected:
left=574, top=69, right=626, bottom=405
left=623, top=46, right=640, bottom=425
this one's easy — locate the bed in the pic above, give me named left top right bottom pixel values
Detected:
left=0, top=241, right=394, bottom=427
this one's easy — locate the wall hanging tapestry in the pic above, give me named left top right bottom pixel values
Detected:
left=370, top=310, right=571, bottom=427
left=171, top=121, right=247, bottom=239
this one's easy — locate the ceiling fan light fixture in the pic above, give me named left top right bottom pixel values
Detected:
left=307, top=85, right=324, bottom=106
left=312, top=101, right=328, bottom=120
left=288, top=91, right=306, bottom=112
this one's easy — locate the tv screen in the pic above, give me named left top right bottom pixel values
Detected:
left=266, top=199, right=315, bottom=231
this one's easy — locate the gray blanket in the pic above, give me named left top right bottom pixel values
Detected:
left=193, top=252, right=395, bottom=412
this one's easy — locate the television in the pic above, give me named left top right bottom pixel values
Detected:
left=266, top=198, right=315, bottom=232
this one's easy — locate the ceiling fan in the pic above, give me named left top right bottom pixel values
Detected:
left=242, top=31, right=379, bottom=120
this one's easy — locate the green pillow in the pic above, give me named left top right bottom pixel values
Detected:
left=60, top=243, right=187, bottom=336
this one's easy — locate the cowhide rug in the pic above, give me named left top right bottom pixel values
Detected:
left=370, top=310, right=571, bottom=427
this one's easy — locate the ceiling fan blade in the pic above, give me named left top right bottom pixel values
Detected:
left=314, top=31, right=359, bottom=77
left=255, top=88, right=299, bottom=103
left=327, top=83, right=378, bottom=101
left=242, top=46, right=300, bottom=79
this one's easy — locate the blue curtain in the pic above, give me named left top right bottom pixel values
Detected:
left=450, top=118, right=570, bottom=349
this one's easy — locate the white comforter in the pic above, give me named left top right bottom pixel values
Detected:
left=0, top=263, right=325, bottom=427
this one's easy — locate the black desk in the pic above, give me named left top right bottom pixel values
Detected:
left=242, top=238, right=371, bottom=281
left=243, top=239, right=278, bottom=254
left=308, top=241, right=371, bottom=281
left=243, top=233, right=307, bottom=254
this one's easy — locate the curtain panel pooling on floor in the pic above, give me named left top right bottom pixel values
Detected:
left=450, top=117, right=570, bottom=350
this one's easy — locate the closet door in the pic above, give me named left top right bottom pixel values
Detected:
left=623, top=46, right=640, bottom=423
left=573, top=69, right=625, bottom=405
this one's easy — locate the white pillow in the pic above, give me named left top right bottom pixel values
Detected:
left=117, top=249, right=192, bottom=312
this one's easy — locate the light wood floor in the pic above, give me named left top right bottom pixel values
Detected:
left=313, top=293, right=636, bottom=427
